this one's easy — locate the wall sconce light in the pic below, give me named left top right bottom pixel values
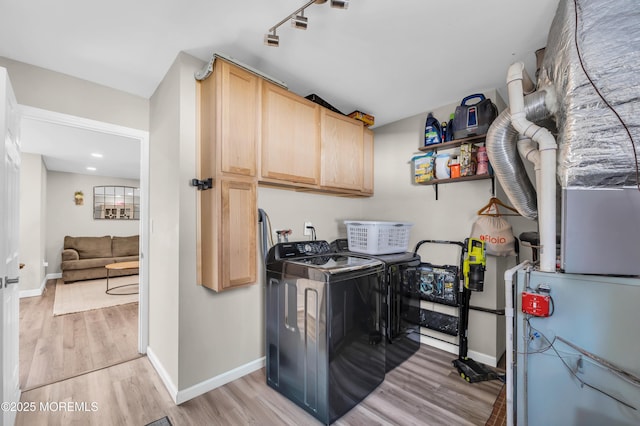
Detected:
left=74, top=191, right=84, bottom=206
left=265, top=0, right=349, bottom=47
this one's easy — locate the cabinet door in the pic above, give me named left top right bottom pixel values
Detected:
left=220, top=179, right=257, bottom=290
left=362, top=128, right=374, bottom=194
left=320, top=110, right=364, bottom=190
left=197, top=179, right=257, bottom=292
left=220, top=61, right=258, bottom=177
left=261, top=82, right=320, bottom=185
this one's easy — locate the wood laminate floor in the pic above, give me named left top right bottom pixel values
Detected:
left=20, top=279, right=140, bottom=390
left=18, top=280, right=504, bottom=425
left=18, top=347, right=502, bottom=425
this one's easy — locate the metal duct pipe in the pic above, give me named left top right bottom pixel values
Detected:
left=486, top=90, right=552, bottom=219
left=507, top=63, right=558, bottom=273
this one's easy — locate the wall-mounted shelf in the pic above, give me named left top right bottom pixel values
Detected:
left=416, top=133, right=493, bottom=200
left=419, top=173, right=493, bottom=186
left=418, top=133, right=487, bottom=153
left=420, top=174, right=494, bottom=200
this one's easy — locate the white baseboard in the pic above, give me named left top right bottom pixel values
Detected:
left=146, top=347, right=265, bottom=405
left=146, top=346, right=178, bottom=404
left=19, top=273, right=61, bottom=298
left=175, top=357, right=265, bottom=404
left=420, top=336, right=498, bottom=368
left=421, top=335, right=458, bottom=356
left=468, top=350, right=498, bottom=368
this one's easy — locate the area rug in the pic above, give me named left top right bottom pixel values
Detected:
left=53, top=276, right=138, bottom=316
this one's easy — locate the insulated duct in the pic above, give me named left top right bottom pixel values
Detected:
left=539, top=0, right=640, bottom=188
left=486, top=91, right=554, bottom=220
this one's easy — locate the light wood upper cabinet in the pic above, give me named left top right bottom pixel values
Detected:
left=196, top=58, right=258, bottom=293
left=196, top=178, right=256, bottom=292
left=362, top=128, right=374, bottom=194
left=320, top=109, right=364, bottom=191
left=261, top=82, right=321, bottom=185
left=199, top=59, right=258, bottom=178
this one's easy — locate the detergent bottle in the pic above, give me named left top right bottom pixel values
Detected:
left=447, top=113, right=455, bottom=141
left=424, top=113, right=442, bottom=146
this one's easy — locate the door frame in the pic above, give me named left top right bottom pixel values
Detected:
left=18, top=105, right=150, bottom=353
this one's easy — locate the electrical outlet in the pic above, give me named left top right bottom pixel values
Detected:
left=304, top=222, right=312, bottom=236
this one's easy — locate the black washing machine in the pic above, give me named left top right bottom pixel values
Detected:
left=331, top=239, right=421, bottom=373
left=265, top=240, right=385, bottom=425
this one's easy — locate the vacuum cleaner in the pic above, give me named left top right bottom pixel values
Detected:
left=452, top=238, right=502, bottom=383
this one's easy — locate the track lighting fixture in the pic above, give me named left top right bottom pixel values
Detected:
left=291, top=11, right=308, bottom=30
left=264, top=31, right=280, bottom=47
left=330, top=0, right=349, bottom=9
left=264, top=0, right=348, bottom=47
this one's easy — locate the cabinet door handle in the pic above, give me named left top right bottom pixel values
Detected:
left=5, top=276, right=19, bottom=288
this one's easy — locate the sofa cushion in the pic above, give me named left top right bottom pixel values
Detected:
left=112, top=235, right=139, bottom=257
left=64, top=236, right=112, bottom=259
left=113, top=255, right=139, bottom=263
left=62, top=257, right=116, bottom=271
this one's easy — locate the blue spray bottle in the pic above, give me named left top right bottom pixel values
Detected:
left=424, top=113, right=442, bottom=146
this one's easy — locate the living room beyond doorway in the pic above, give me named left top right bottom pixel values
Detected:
left=19, top=278, right=141, bottom=391
left=18, top=106, right=150, bottom=392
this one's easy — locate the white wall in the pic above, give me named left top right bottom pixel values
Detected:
left=363, top=89, right=524, bottom=365
left=0, top=57, right=148, bottom=131
left=18, top=153, right=47, bottom=293
left=45, top=171, right=140, bottom=274
left=147, top=52, right=184, bottom=391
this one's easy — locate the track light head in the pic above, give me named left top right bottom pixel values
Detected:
left=265, top=0, right=349, bottom=47
left=330, top=0, right=349, bottom=9
left=264, top=32, right=280, bottom=47
left=291, top=13, right=308, bottom=30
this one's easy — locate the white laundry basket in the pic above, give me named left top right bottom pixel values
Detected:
left=344, top=221, right=413, bottom=255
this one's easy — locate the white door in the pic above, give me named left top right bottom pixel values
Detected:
left=0, top=67, right=20, bottom=426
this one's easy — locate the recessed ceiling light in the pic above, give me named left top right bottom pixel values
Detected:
left=86, top=167, right=97, bottom=171
left=91, top=153, right=103, bottom=158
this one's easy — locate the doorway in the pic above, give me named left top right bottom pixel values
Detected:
left=17, top=105, right=149, bottom=389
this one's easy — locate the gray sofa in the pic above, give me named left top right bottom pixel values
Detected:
left=61, top=235, right=139, bottom=283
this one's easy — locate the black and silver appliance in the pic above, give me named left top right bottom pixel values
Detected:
left=265, top=240, right=385, bottom=425
left=331, top=239, right=421, bottom=372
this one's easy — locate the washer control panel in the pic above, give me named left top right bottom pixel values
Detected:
left=272, top=240, right=332, bottom=260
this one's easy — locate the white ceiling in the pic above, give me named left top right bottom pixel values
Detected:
left=1, top=0, right=560, bottom=178
left=20, top=118, right=141, bottom=180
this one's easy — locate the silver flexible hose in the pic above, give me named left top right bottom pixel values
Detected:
left=486, top=91, right=552, bottom=220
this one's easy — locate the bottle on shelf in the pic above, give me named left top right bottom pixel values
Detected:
left=476, top=146, right=489, bottom=175
left=424, top=113, right=442, bottom=146
left=449, top=156, right=460, bottom=178
left=441, top=121, right=448, bottom=143
left=447, top=113, right=455, bottom=141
